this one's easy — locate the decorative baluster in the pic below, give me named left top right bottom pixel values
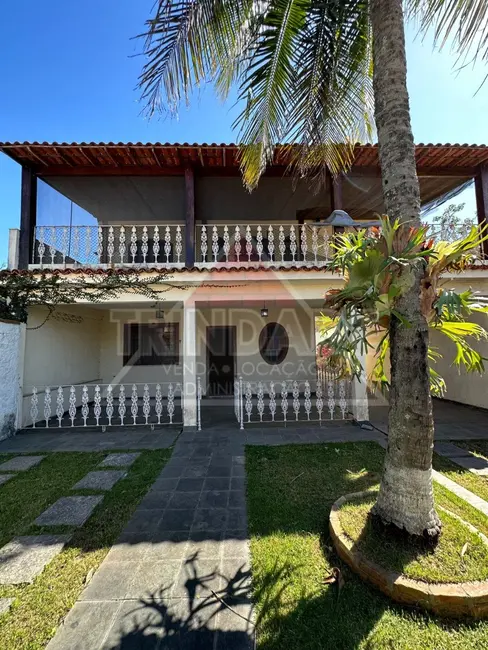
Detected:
left=56, top=386, right=64, bottom=427
left=256, top=226, right=263, bottom=262
left=118, top=384, right=126, bottom=425
left=212, top=226, right=219, bottom=263
left=61, top=227, right=69, bottom=264
left=130, top=226, right=137, bottom=263
left=155, top=384, right=162, bottom=424
left=131, top=384, right=139, bottom=424
left=256, top=382, right=264, bottom=421
left=44, top=387, right=51, bottom=427
left=278, top=225, right=285, bottom=262
left=107, top=226, right=115, bottom=263
left=38, top=227, right=45, bottom=265
left=69, top=386, right=77, bottom=427
left=292, top=380, right=300, bottom=420
left=141, top=226, right=149, bottom=263
left=97, top=226, right=103, bottom=263
left=304, top=381, right=312, bottom=420
left=339, top=380, right=347, bottom=418
left=300, top=224, right=308, bottom=263
left=245, top=382, right=253, bottom=422
left=234, top=226, right=241, bottom=262
left=163, top=226, right=171, bottom=263
left=81, top=385, right=89, bottom=426
left=245, top=225, right=253, bottom=261
left=197, top=378, right=202, bottom=431
left=267, top=225, right=274, bottom=262
left=312, top=226, right=318, bottom=264
left=327, top=379, right=335, bottom=419
left=167, top=383, right=175, bottom=424
left=223, top=225, right=230, bottom=262
left=201, top=225, right=208, bottom=262
left=86, top=226, right=92, bottom=263
left=119, top=226, right=126, bottom=263
left=73, top=226, right=80, bottom=262
left=153, top=225, right=160, bottom=262
left=323, top=230, right=330, bottom=260
left=281, top=382, right=289, bottom=422
left=48, top=226, right=56, bottom=266
left=289, top=225, right=297, bottom=262
left=141, top=383, right=150, bottom=424
left=269, top=382, right=276, bottom=421
left=94, top=385, right=101, bottom=426
left=316, top=381, right=323, bottom=422
left=106, top=385, right=114, bottom=425
left=175, top=225, right=182, bottom=263
left=30, top=387, right=39, bottom=427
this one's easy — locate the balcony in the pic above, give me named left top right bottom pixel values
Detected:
left=26, top=223, right=335, bottom=270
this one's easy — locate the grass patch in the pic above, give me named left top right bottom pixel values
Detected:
left=0, top=449, right=170, bottom=650
left=433, top=453, right=488, bottom=502
left=339, top=492, right=488, bottom=583
left=246, top=442, right=488, bottom=650
left=455, top=440, right=488, bottom=462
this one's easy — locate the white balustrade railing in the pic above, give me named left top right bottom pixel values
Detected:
left=32, top=224, right=185, bottom=268
left=234, top=377, right=244, bottom=430
left=197, top=223, right=332, bottom=266
left=26, top=382, right=183, bottom=429
left=239, top=376, right=351, bottom=426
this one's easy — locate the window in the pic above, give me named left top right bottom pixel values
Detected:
left=123, top=323, right=179, bottom=366
left=259, top=322, right=289, bottom=365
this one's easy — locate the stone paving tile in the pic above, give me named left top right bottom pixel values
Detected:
left=35, top=496, right=103, bottom=527
left=100, top=599, right=164, bottom=650
left=434, top=442, right=473, bottom=458
left=0, top=598, right=14, bottom=616
left=0, top=535, right=71, bottom=585
left=72, top=470, right=127, bottom=491
left=446, top=454, right=488, bottom=475
left=0, top=474, right=14, bottom=487
left=46, top=601, right=122, bottom=650
left=0, top=455, right=44, bottom=472
left=138, top=491, right=173, bottom=511
left=127, top=560, right=183, bottom=600
left=99, top=452, right=141, bottom=468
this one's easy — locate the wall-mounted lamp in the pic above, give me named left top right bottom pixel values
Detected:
left=155, top=304, right=165, bottom=320
left=260, top=304, right=269, bottom=318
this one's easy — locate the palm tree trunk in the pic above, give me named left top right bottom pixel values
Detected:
left=369, top=0, right=441, bottom=539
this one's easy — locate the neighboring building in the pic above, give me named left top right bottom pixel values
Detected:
left=1, top=141, right=488, bottom=436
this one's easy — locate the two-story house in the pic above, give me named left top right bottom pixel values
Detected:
left=1, top=141, right=488, bottom=437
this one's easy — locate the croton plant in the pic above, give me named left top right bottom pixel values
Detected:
left=317, top=217, right=488, bottom=395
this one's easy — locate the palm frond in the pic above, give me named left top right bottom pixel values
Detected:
left=408, top=1, right=488, bottom=66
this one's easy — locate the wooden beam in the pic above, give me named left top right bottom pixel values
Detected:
left=331, top=173, right=343, bottom=210
left=475, top=165, right=488, bottom=257
left=19, top=166, right=37, bottom=269
left=185, top=166, right=195, bottom=267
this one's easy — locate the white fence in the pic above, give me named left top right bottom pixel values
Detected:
left=233, top=377, right=352, bottom=427
left=26, top=382, right=185, bottom=429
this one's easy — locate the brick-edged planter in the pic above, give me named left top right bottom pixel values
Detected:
left=329, top=491, right=488, bottom=618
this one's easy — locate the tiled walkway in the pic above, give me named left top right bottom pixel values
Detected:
left=47, top=430, right=255, bottom=650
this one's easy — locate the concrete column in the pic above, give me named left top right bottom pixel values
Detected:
left=0, top=320, right=26, bottom=439
left=182, top=300, right=197, bottom=429
left=8, top=229, right=20, bottom=270
left=351, top=346, right=369, bottom=422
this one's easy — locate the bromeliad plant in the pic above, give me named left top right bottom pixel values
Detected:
left=317, top=217, right=488, bottom=396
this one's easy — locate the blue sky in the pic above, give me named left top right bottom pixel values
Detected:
left=1, top=1, right=487, bottom=262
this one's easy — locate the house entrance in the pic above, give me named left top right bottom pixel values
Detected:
left=206, top=326, right=236, bottom=397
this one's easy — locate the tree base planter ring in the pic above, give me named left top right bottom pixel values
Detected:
left=329, top=491, right=488, bottom=618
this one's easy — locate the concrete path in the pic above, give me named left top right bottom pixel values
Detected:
left=47, top=430, right=255, bottom=650
left=434, top=441, right=488, bottom=476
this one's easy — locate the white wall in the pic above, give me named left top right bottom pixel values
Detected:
left=22, top=306, right=103, bottom=425
left=0, top=321, right=24, bottom=439
left=431, top=311, right=488, bottom=409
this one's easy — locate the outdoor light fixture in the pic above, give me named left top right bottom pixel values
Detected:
left=261, top=304, right=269, bottom=318
left=155, top=304, right=165, bottom=320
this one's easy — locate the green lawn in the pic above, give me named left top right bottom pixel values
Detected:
left=0, top=449, right=170, bottom=650
left=246, top=443, right=488, bottom=650
left=433, top=453, right=488, bottom=502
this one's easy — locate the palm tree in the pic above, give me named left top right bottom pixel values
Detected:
left=138, top=0, right=488, bottom=539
